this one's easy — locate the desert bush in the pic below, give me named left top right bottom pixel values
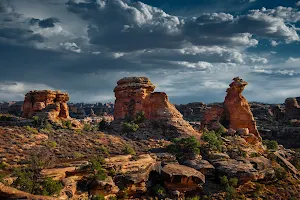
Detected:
left=32, top=116, right=40, bottom=126
left=42, top=140, right=57, bottom=148
left=25, top=125, right=39, bottom=134
left=167, top=136, right=200, bottom=160
left=38, top=177, right=63, bottom=196
left=122, top=122, right=139, bottom=133
left=62, top=120, right=72, bottom=129
left=97, top=145, right=110, bottom=156
left=0, top=115, right=13, bottom=121
left=187, top=196, right=201, bottom=200
left=152, top=184, right=166, bottom=198
left=90, top=156, right=107, bottom=181
left=263, top=140, right=278, bottom=151
left=91, top=195, right=105, bottom=200
left=0, top=162, right=8, bottom=170
left=83, top=123, right=92, bottom=131
left=220, top=176, right=239, bottom=200
left=74, top=152, right=84, bottom=159
left=274, top=167, right=287, bottom=180
left=215, top=123, right=227, bottom=136
left=134, top=111, right=145, bottom=124
left=99, top=119, right=109, bottom=130
left=202, top=131, right=223, bottom=151
left=124, top=145, right=136, bottom=155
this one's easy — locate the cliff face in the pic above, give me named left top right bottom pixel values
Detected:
left=113, top=77, right=199, bottom=138
left=22, top=90, right=70, bottom=121
left=224, top=77, right=261, bottom=140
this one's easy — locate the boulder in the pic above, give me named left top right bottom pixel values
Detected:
left=89, top=176, right=119, bottom=196
left=161, top=164, right=205, bottom=192
left=183, top=159, right=215, bottom=177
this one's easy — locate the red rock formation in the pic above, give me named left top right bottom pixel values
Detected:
left=22, top=90, right=70, bottom=121
left=113, top=77, right=199, bottom=137
left=285, top=97, right=300, bottom=120
left=224, top=77, right=261, bottom=140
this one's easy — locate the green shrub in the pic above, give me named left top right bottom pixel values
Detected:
left=0, top=115, right=13, bottom=121
left=220, top=175, right=229, bottom=185
left=83, top=123, right=92, bottom=131
left=122, top=122, right=139, bottom=133
left=228, top=177, right=238, bottom=187
left=124, top=145, right=136, bottom=155
left=38, top=177, right=63, bottom=196
left=42, top=141, right=57, bottom=148
left=98, top=145, right=110, bottom=156
left=12, top=168, right=34, bottom=193
left=74, top=152, right=84, bottom=159
left=99, top=120, right=109, bottom=130
left=167, top=136, right=200, bottom=160
left=134, top=111, right=145, bottom=124
left=225, top=185, right=237, bottom=200
left=0, top=162, right=8, bottom=170
left=274, top=167, right=287, bottom=180
left=25, top=125, right=39, bottom=134
left=90, top=156, right=107, bottom=181
left=202, top=131, right=223, bottom=151
left=62, top=120, right=72, bottom=129
left=263, top=140, right=278, bottom=151
left=91, top=194, right=105, bottom=200
left=152, top=184, right=166, bottom=197
left=215, top=123, right=227, bottom=136
left=32, top=116, right=39, bottom=126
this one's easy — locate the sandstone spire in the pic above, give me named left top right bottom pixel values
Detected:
left=223, top=77, right=261, bottom=140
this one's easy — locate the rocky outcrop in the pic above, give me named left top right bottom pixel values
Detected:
left=201, top=77, right=262, bottom=141
left=161, top=164, right=205, bottom=192
left=113, top=77, right=199, bottom=137
left=285, top=97, right=300, bottom=120
left=224, top=77, right=261, bottom=140
left=22, top=90, right=70, bottom=121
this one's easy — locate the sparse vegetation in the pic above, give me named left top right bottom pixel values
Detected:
left=124, top=144, right=136, bottom=155
left=0, top=115, right=13, bottom=121
left=134, top=111, right=146, bottom=124
left=90, top=156, right=107, bottom=181
left=83, top=123, right=92, bottom=131
left=62, top=120, right=72, bottom=129
left=122, top=121, right=139, bottom=133
left=167, top=136, right=200, bottom=160
left=97, top=145, right=110, bottom=156
left=202, top=131, right=223, bottom=151
left=274, top=166, right=287, bottom=180
left=24, top=125, right=39, bottom=134
left=91, top=195, right=105, bottom=200
left=42, top=140, right=57, bottom=148
left=152, top=184, right=166, bottom=198
left=263, top=140, right=278, bottom=151
left=99, top=119, right=109, bottom=130
left=220, top=176, right=239, bottom=200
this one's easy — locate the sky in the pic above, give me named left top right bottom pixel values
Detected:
left=1, top=0, right=300, bottom=104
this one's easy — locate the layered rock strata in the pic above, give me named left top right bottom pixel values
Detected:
left=113, top=77, right=199, bottom=137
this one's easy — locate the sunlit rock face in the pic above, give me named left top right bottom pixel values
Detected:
left=22, top=90, right=70, bottom=121
left=113, top=77, right=200, bottom=137
left=224, top=77, right=261, bottom=141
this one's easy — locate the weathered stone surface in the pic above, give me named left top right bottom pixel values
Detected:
left=285, top=97, right=300, bottom=120
left=161, top=164, right=205, bottom=192
left=212, top=157, right=274, bottom=183
left=22, top=90, right=70, bottom=121
left=89, top=176, right=119, bottom=196
left=224, top=77, right=261, bottom=141
left=113, top=77, right=199, bottom=137
left=183, top=159, right=215, bottom=176
left=105, top=154, right=156, bottom=194
left=201, top=104, right=224, bottom=130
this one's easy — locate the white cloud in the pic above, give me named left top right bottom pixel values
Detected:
left=297, top=1, right=300, bottom=7
left=270, top=40, right=279, bottom=46
left=60, top=42, right=81, bottom=53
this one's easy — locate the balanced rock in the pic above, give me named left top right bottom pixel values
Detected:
left=224, top=77, right=261, bottom=140
left=22, top=90, right=70, bottom=121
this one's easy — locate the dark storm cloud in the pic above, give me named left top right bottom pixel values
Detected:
left=30, top=17, right=60, bottom=28
left=1, top=0, right=300, bottom=103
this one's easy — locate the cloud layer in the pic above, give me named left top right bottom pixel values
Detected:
left=1, top=0, right=300, bottom=104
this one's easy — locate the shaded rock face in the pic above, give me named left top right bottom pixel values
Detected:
left=113, top=77, right=199, bottom=137
left=224, top=77, right=260, bottom=140
left=22, top=90, right=70, bottom=121
left=285, top=97, right=300, bottom=120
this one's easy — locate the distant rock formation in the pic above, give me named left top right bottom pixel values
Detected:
left=22, top=90, right=70, bottom=121
left=285, top=97, right=300, bottom=120
left=202, top=77, right=262, bottom=141
left=113, top=77, right=199, bottom=138
left=224, top=77, right=261, bottom=140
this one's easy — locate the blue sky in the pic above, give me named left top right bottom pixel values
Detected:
left=1, top=0, right=300, bottom=104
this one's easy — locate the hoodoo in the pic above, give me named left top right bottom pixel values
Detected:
left=113, top=77, right=199, bottom=137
